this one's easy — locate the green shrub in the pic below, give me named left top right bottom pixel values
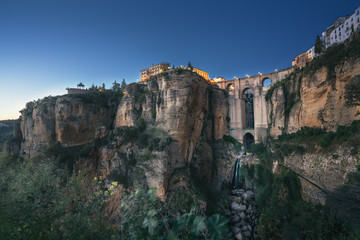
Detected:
left=253, top=138, right=359, bottom=239
left=0, top=157, right=113, bottom=239
left=119, top=188, right=228, bottom=240
left=223, top=135, right=242, bottom=151
left=320, top=131, right=336, bottom=148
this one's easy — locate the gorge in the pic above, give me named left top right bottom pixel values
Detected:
left=1, top=32, right=360, bottom=240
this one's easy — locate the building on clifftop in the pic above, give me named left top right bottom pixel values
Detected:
left=140, top=63, right=171, bottom=82
left=140, top=63, right=210, bottom=82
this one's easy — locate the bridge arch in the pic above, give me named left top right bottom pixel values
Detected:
left=262, top=77, right=272, bottom=87
left=226, top=83, right=234, bottom=95
left=241, top=88, right=254, bottom=129
left=243, top=132, right=255, bottom=150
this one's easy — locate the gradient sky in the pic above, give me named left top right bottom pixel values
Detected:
left=0, top=0, right=359, bottom=120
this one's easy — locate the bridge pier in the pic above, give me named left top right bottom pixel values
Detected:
left=216, top=67, right=295, bottom=148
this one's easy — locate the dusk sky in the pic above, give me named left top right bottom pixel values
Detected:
left=0, top=0, right=359, bottom=120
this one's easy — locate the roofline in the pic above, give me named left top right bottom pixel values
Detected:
left=140, top=62, right=170, bottom=72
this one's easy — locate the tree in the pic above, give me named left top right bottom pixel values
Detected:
left=102, top=83, right=105, bottom=90
left=187, top=61, right=193, bottom=71
left=121, top=78, right=127, bottom=91
left=90, top=83, right=96, bottom=90
left=315, top=35, right=323, bottom=55
left=112, top=80, right=120, bottom=91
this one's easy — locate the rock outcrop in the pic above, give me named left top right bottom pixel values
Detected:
left=282, top=145, right=358, bottom=204
left=267, top=39, right=360, bottom=137
left=18, top=94, right=116, bottom=158
left=15, top=70, right=237, bottom=206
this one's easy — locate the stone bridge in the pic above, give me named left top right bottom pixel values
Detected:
left=216, top=67, right=294, bottom=148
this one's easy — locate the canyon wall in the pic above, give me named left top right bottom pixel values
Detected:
left=267, top=37, right=360, bottom=137
left=14, top=70, right=237, bottom=203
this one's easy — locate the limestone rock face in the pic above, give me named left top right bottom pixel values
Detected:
left=20, top=98, right=57, bottom=158
left=268, top=58, right=360, bottom=137
left=282, top=145, right=358, bottom=204
left=19, top=94, right=115, bottom=158
left=55, top=96, right=112, bottom=146
left=267, top=86, right=285, bottom=137
left=17, top=70, right=233, bottom=201
left=113, top=71, right=231, bottom=197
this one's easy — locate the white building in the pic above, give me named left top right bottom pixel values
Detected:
left=323, top=6, right=360, bottom=48
left=306, top=46, right=315, bottom=61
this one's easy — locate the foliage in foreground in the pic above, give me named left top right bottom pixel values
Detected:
left=0, top=154, right=111, bottom=240
left=251, top=143, right=359, bottom=239
left=0, top=153, right=228, bottom=240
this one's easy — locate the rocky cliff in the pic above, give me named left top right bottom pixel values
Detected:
left=18, top=94, right=116, bottom=158
left=14, top=70, right=238, bottom=211
left=267, top=33, right=360, bottom=137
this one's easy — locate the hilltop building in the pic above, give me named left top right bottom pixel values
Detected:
left=66, top=82, right=89, bottom=94
left=322, top=6, right=360, bottom=48
left=292, top=46, right=315, bottom=68
left=140, top=63, right=170, bottom=82
left=292, top=5, right=360, bottom=68
left=140, top=63, right=210, bottom=82
left=193, top=67, right=209, bottom=80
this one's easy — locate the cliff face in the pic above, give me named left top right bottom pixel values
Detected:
left=104, top=71, right=232, bottom=198
left=18, top=94, right=115, bottom=158
left=281, top=145, right=358, bottom=203
left=16, top=70, right=236, bottom=203
left=267, top=54, right=360, bottom=137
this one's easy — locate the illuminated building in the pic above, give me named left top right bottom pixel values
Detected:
left=292, top=46, right=315, bottom=68
left=192, top=67, right=209, bottom=80
left=140, top=63, right=170, bottom=82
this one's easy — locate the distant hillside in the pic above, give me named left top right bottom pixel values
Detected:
left=0, top=120, right=15, bottom=152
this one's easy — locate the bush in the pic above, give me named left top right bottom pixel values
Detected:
left=119, top=188, right=228, bottom=240
left=0, top=157, right=113, bottom=239
left=253, top=139, right=359, bottom=239
left=223, top=135, right=242, bottom=152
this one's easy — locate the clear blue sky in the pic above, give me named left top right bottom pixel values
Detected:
left=0, top=0, right=359, bottom=120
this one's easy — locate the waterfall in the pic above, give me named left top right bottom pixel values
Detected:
left=233, top=158, right=241, bottom=189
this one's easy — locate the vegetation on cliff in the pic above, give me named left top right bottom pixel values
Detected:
left=0, top=152, right=230, bottom=239
left=265, top=31, right=360, bottom=133
left=252, top=142, right=359, bottom=239
left=1, top=72, right=236, bottom=239
left=251, top=118, right=360, bottom=238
